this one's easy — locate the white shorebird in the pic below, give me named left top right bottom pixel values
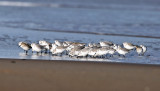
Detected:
left=95, top=47, right=109, bottom=58
left=93, top=43, right=101, bottom=48
left=50, top=43, right=57, bottom=52
left=63, top=41, right=73, bottom=46
left=88, top=43, right=94, bottom=48
left=114, top=45, right=130, bottom=57
left=88, top=47, right=99, bottom=57
left=107, top=48, right=116, bottom=57
left=66, top=45, right=74, bottom=52
left=52, top=46, right=66, bottom=56
left=55, top=40, right=63, bottom=46
left=88, top=43, right=101, bottom=48
left=31, top=43, right=44, bottom=54
left=63, top=42, right=69, bottom=47
left=70, top=42, right=86, bottom=47
left=99, top=41, right=113, bottom=47
left=68, top=47, right=82, bottom=57
left=66, top=43, right=85, bottom=53
left=66, top=42, right=85, bottom=52
left=50, top=44, right=66, bottom=56
left=140, top=45, right=147, bottom=55
left=18, top=42, right=31, bottom=54
left=77, top=47, right=91, bottom=57
left=19, top=40, right=148, bottom=59
left=39, top=40, right=51, bottom=53
left=123, top=42, right=136, bottom=50
left=135, top=46, right=143, bottom=56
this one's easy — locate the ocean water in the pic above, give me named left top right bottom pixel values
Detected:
left=0, top=0, right=159, bottom=64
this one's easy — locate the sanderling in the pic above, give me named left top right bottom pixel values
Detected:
left=115, top=45, right=130, bottom=57
left=88, top=43, right=94, bottom=48
left=50, top=43, right=66, bottom=56
left=64, top=41, right=73, bottom=46
left=108, top=48, right=116, bottom=57
left=77, top=47, right=91, bottom=57
left=66, top=42, right=85, bottom=52
left=66, top=45, right=74, bottom=52
left=18, top=42, right=31, bottom=54
left=39, top=40, right=51, bottom=53
left=31, top=43, right=44, bottom=54
left=71, top=42, right=86, bottom=47
left=93, top=43, right=101, bottom=48
left=50, top=43, right=57, bottom=53
left=88, top=47, right=99, bottom=57
left=88, top=43, right=101, bottom=48
left=19, top=40, right=148, bottom=59
left=95, top=47, right=109, bottom=58
left=140, top=45, right=147, bottom=55
left=123, top=42, right=136, bottom=50
left=68, top=47, right=82, bottom=57
left=135, top=46, right=143, bottom=56
left=55, top=40, right=63, bottom=46
left=66, top=43, right=84, bottom=52
left=63, top=42, right=69, bottom=47
left=52, top=46, right=67, bottom=56
left=99, top=41, right=113, bottom=47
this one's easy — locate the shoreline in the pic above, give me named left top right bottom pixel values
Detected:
left=0, top=58, right=160, bottom=91
left=0, top=58, right=160, bottom=66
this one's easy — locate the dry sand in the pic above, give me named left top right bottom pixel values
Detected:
left=0, top=59, right=160, bottom=91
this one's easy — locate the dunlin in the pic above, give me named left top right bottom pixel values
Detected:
left=18, top=42, right=31, bottom=54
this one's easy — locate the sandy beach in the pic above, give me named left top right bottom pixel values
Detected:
left=0, top=58, right=160, bottom=91
left=0, top=0, right=160, bottom=90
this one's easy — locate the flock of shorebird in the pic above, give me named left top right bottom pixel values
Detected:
left=18, top=40, right=147, bottom=58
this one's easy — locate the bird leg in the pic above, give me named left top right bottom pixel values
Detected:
left=59, top=53, right=62, bottom=57
left=118, top=54, right=120, bottom=57
left=25, top=51, right=28, bottom=55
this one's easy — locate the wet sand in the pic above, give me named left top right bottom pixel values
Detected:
left=0, top=58, right=160, bottom=91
